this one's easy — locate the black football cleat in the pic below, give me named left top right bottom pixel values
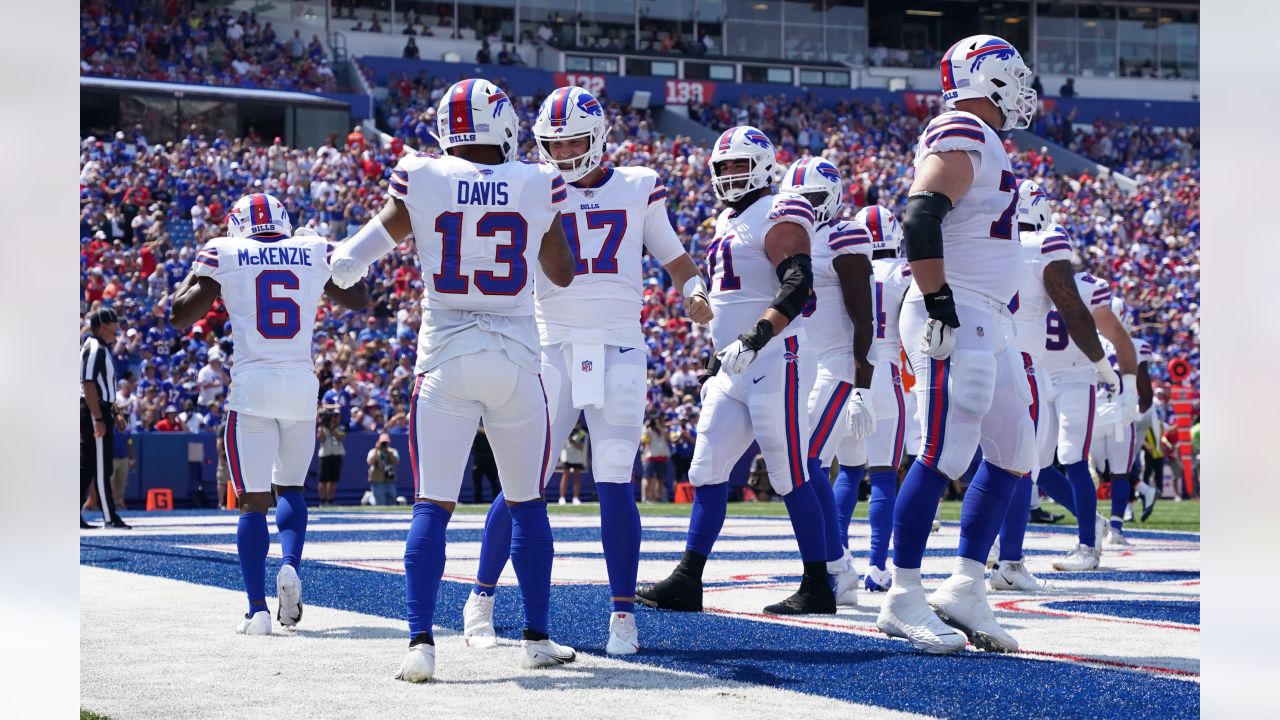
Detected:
left=636, top=570, right=704, bottom=612
left=1029, top=507, right=1064, bottom=524
left=763, top=564, right=837, bottom=615
left=80, top=519, right=99, bottom=529
left=109, top=519, right=133, bottom=529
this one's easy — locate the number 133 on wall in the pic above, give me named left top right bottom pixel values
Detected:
left=665, top=80, right=715, bottom=104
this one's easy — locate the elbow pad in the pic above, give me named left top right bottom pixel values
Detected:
left=902, top=191, right=953, bottom=261
left=770, top=253, right=813, bottom=322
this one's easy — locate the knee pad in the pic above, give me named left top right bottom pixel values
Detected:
left=602, top=362, right=645, bottom=428
left=592, top=438, right=639, bottom=484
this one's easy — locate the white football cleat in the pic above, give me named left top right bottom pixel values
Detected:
left=520, top=637, right=577, bottom=669
left=863, top=565, right=893, bottom=592
left=877, top=582, right=966, bottom=654
left=1136, top=481, right=1157, bottom=521
left=986, top=538, right=1000, bottom=569
left=1053, top=543, right=1101, bottom=571
left=830, top=554, right=859, bottom=607
left=236, top=610, right=272, bottom=636
left=929, top=573, right=1018, bottom=653
left=606, top=611, right=639, bottom=655
left=463, top=590, right=498, bottom=649
left=1095, top=513, right=1108, bottom=546
left=932, top=518, right=942, bottom=533
left=276, top=564, right=302, bottom=629
left=396, top=638, right=436, bottom=683
left=989, top=561, right=1052, bottom=592
left=1107, top=527, right=1132, bottom=546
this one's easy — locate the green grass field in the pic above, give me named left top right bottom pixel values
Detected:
left=328, top=498, right=1200, bottom=532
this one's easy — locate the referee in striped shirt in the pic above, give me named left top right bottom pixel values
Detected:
left=81, top=308, right=130, bottom=529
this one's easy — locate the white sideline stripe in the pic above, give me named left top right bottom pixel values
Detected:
left=80, top=566, right=929, bottom=720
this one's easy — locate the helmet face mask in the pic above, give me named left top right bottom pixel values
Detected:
left=533, top=86, right=607, bottom=182
left=709, top=127, right=776, bottom=203
left=939, top=34, right=1037, bottom=131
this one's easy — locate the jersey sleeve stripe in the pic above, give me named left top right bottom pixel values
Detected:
left=389, top=176, right=409, bottom=195
left=829, top=238, right=868, bottom=251
left=551, top=176, right=566, bottom=188
left=195, top=257, right=219, bottom=268
left=648, top=186, right=668, bottom=204
left=1041, top=242, right=1072, bottom=254
left=930, top=114, right=983, bottom=129
left=551, top=189, right=568, bottom=204
left=925, top=128, right=986, bottom=146
left=771, top=207, right=815, bottom=222
left=829, top=230, right=870, bottom=241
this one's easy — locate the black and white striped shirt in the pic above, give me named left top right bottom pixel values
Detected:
left=80, top=336, right=117, bottom=405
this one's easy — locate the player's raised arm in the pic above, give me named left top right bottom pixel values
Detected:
left=330, top=197, right=415, bottom=289
left=538, top=211, right=575, bottom=287
left=903, top=150, right=973, bottom=357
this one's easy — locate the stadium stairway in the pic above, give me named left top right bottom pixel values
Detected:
left=655, top=108, right=721, bottom=144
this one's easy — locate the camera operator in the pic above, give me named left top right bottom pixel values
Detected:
left=366, top=433, right=400, bottom=506
left=316, top=409, right=347, bottom=506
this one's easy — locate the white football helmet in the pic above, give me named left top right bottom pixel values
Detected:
left=1110, top=296, right=1135, bottom=334
left=1016, top=179, right=1051, bottom=231
left=533, top=86, right=608, bottom=182
left=855, top=205, right=903, bottom=253
left=709, top=126, right=777, bottom=203
left=435, top=78, right=519, bottom=161
left=780, top=157, right=842, bottom=225
left=227, top=192, right=291, bottom=239
left=939, top=34, right=1037, bottom=131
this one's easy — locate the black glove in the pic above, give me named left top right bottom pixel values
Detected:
left=922, top=283, right=961, bottom=329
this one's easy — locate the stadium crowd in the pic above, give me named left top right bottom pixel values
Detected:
left=79, top=78, right=1199, bottom=470
left=79, top=0, right=337, bottom=93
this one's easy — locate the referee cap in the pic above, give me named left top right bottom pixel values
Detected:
left=89, top=308, right=119, bottom=330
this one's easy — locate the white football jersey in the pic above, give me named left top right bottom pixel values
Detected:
left=192, top=234, right=332, bottom=374
left=871, top=257, right=913, bottom=367
left=1135, top=338, right=1154, bottom=365
left=1039, top=272, right=1112, bottom=377
left=1010, top=225, right=1074, bottom=358
left=706, top=191, right=815, bottom=351
left=806, top=218, right=873, bottom=360
left=909, top=110, right=1022, bottom=304
left=389, top=153, right=564, bottom=374
left=534, top=166, right=686, bottom=347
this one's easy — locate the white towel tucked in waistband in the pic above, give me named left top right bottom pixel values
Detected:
left=569, top=343, right=606, bottom=410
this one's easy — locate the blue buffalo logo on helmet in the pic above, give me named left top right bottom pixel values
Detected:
left=743, top=129, right=771, bottom=149
left=576, top=93, right=603, bottom=116
left=966, top=38, right=1017, bottom=73
left=488, top=89, right=509, bottom=118
left=815, top=163, right=840, bottom=182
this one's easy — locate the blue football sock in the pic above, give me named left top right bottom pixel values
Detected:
left=475, top=493, right=512, bottom=593
left=1110, top=471, right=1131, bottom=530
left=1037, top=465, right=1076, bottom=515
left=597, top=483, right=641, bottom=612
left=509, top=500, right=554, bottom=635
left=274, top=489, right=307, bottom=572
left=999, top=474, right=1033, bottom=562
left=404, top=502, right=451, bottom=638
left=807, top=458, right=845, bottom=562
left=866, top=469, right=898, bottom=570
left=831, top=463, right=861, bottom=550
left=1064, top=459, right=1098, bottom=546
left=892, top=460, right=950, bottom=569
left=782, top=481, right=827, bottom=563
left=685, top=483, right=728, bottom=557
left=237, top=511, right=270, bottom=615
left=956, top=461, right=1019, bottom=563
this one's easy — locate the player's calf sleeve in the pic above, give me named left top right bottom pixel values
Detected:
left=404, top=502, right=451, bottom=638
left=475, top=493, right=512, bottom=592
left=998, top=474, right=1033, bottom=562
left=957, top=462, right=1019, bottom=563
left=831, top=463, right=860, bottom=550
left=1110, top=472, right=1131, bottom=530
left=509, top=500, right=554, bottom=636
left=275, top=490, right=307, bottom=571
left=782, top=482, right=827, bottom=563
left=1064, top=460, right=1098, bottom=546
left=892, top=461, right=950, bottom=570
left=806, top=458, right=844, bottom=562
left=1037, top=465, right=1076, bottom=516
left=685, top=483, right=729, bottom=559
left=237, top=512, right=270, bottom=615
left=597, top=483, right=641, bottom=612
left=866, top=469, right=898, bottom=570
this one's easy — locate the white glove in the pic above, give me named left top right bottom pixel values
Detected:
left=330, top=256, right=368, bottom=289
left=293, top=226, right=319, bottom=237
left=1093, top=359, right=1120, bottom=393
left=1120, top=373, right=1140, bottom=424
left=921, top=318, right=956, bottom=360
left=846, top=387, right=877, bottom=439
left=715, top=339, right=758, bottom=376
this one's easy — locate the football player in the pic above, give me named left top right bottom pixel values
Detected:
left=637, top=126, right=837, bottom=615
left=779, top=157, right=875, bottom=606
left=328, top=78, right=579, bottom=681
left=877, top=34, right=1038, bottom=654
left=1089, top=296, right=1149, bottom=544
left=847, top=205, right=911, bottom=593
left=170, top=194, right=368, bottom=636
left=462, top=86, right=713, bottom=656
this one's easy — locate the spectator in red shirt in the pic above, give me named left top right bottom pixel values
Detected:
left=154, top=405, right=183, bottom=432
left=347, top=126, right=367, bottom=152
left=138, top=243, right=157, bottom=278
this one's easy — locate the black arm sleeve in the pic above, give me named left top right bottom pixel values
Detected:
left=902, top=191, right=953, bottom=261
left=770, top=253, right=813, bottom=321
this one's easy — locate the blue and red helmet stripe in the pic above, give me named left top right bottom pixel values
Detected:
left=939, top=40, right=961, bottom=92
left=717, top=128, right=736, bottom=152
left=549, top=88, right=572, bottom=127
left=790, top=158, right=809, bottom=186
left=449, top=79, right=478, bottom=134
left=867, top=207, right=883, bottom=245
